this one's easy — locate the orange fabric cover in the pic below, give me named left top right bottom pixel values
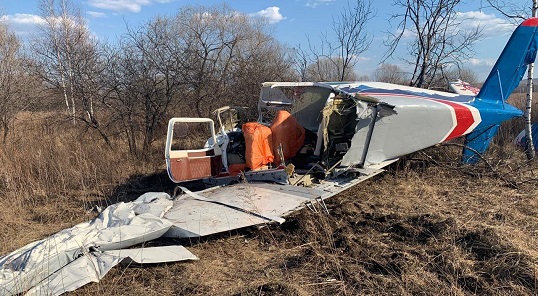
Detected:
left=242, top=122, right=274, bottom=170
left=270, top=110, right=305, bottom=165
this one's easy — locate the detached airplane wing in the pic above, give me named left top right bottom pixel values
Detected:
left=326, top=81, right=481, bottom=167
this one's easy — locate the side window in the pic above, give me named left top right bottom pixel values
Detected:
left=259, top=86, right=332, bottom=132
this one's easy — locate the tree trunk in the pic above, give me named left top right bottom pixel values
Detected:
left=525, top=0, right=537, bottom=160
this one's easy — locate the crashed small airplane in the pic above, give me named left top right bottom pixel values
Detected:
left=165, top=18, right=538, bottom=185
left=1, top=18, right=538, bottom=296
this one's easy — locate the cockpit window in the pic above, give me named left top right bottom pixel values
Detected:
left=259, top=86, right=333, bottom=132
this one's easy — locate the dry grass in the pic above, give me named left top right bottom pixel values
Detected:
left=3, top=101, right=538, bottom=295
left=0, top=112, right=170, bottom=255
left=69, top=158, right=538, bottom=295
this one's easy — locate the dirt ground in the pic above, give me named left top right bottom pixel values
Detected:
left=59, top=144, right=538, bottom=295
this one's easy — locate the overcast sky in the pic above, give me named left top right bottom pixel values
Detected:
left=0, top=0, right=532, bottom=80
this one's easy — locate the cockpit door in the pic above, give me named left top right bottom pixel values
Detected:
left=165, top=118, right=223, bottom=183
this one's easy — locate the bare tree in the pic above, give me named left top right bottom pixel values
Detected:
left=299, top=0, right=374, bottom=82
left=484, top=0, right=528, bottom=20
left=445, top=67, right=478, bottom=84
left=102, top=16, right=185, bottom=157
left=180, top=5, right=253, bottom=114
left=229, top=31, right=295, bottom=107
left=101, top=5, right=293, bottom=157
left=0, top=23, right=37, bottom=142
left=385, top=0, right=482, bottom=88
left=305, top=57, right=359, bottom=81
left=33, top=0, right=107, bottom=140
left=329, top=0, right=374, bottom=81
left=356, top=74, right=370, bottom=81
left=175, top=4, right=293, bottom=114
left=424, top=66, right=480, bottom=91
left=292, top=45, right=310, bottom=81
left=373, top=63, right=409, bottom=84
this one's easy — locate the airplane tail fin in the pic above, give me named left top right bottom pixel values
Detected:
left=462, top=18, right=538, bottom=164
left=476, top=18, right=538, bottom=103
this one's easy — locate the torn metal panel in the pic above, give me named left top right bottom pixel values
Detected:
left=0, top=240, right=79, bottom=296
left=133, top=192, right=174, bottom=218
left=246, top=183, right=326, bottom=199
left=26, top=246, right=197, bottom=296
left=164, top=183, right=322, bottom=238
left=176, top=186, right=286, bottom=223
left=164, top=198, right=270, bottom=238
left=25, top=253, right=123, bottom=296
left=0, top=193, right=174, bottom=295
left=201, top=184, right=319, bottom=217
left=95, top=212, right=172, bottom=251
left=314, top=159, right=398, bottom=200
left=104, top=245, right=198, bottom=264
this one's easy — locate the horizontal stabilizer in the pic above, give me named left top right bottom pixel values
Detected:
left=514, top=123, right=538, bottom=149
left=449, top=79, right=480, bottom=96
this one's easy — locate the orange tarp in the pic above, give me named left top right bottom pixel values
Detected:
left=270, top=110, right=305, bottom=165
left=242, top=122, right=274, bottom=170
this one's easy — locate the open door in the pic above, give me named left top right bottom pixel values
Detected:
left=165, top=118, right=223, bottom=183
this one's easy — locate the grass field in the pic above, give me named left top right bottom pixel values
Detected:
left=2, top=93, right=538, bottom=295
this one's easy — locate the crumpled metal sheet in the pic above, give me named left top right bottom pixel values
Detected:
left=24, top=246, right=198, bottom=296
left=164, top=183, right=321, bottom=238
left=25, top=252, right=123, bottom=296
left=0, top=193, right=180, bottom=296
left=0, top=179, right=366, bottom=295
left=104, top=245, right=198, bottom=264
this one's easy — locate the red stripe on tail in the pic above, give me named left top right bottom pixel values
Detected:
left=436, top=100, right=475, bottom=141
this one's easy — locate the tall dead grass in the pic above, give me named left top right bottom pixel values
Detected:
left=0, top=112, right=165, bottom=254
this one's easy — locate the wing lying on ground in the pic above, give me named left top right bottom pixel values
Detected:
left=0, top=159, right=392, bottom=296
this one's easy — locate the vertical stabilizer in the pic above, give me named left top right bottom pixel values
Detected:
left=462, top=18, right=538, bottom=164
left=476, top=18, right=538, bottom=103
